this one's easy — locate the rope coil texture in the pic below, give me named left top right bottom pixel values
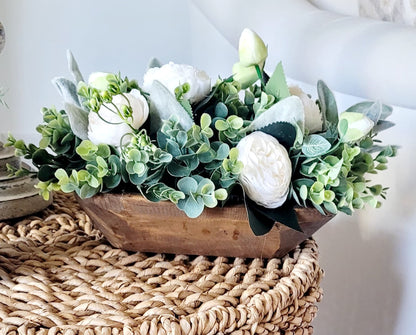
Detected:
left=0, top=193, right=323, bottom=334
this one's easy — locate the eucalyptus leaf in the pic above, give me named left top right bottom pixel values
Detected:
left=52, top=77, right=82, bottom=107
left=265, top=62, right=290, bottom=100
left=177, top=176, right=198, bottom=194
left=317, top=80, right=338, bottom=126
left=64, top=103, right=89, bottom=140
left=302, top=134, right=331, bottom=158
left=67, top=50, right=84, bottom=83
left=147, top=80, right=193, bottom=133
left=177, top=196, right=204, bottom=218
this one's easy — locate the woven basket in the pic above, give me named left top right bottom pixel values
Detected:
left=0, top=193, right=323, bottom=334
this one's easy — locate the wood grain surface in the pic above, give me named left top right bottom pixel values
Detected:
left=78, top=193, right=333, bottom=258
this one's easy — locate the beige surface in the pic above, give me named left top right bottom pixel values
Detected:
left=0, top=192, right=323, bottom=334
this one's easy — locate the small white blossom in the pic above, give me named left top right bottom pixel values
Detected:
left=88, top=89, right=149, bottom=146
left=143, top=62, right=211, bottom=104
left=289, top=86, right=323, bottom=133
left=237, top=131, right=292, bottom=208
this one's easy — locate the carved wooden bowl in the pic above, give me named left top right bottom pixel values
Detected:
left=77, top=193, right=333, bottom=258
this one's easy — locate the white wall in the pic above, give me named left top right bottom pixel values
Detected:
left=1, top=1, right=416, bottom=334
left=0, top=0, right=193, bottom=141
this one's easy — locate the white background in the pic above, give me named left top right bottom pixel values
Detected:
left=1, top=1, right=415, bottom=334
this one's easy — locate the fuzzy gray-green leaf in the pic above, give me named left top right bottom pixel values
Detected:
left=147, top=80, right=193, bottom=133
left=67, top=50, right=84, bottom=83
left=317, top=80, right=338, bottom=126
left=64, top=103, right=89, bottom=140
left=53, top=77, right=82, bottom=107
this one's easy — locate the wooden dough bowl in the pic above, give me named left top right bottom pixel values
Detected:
left=77, top=193, right=333, bottom=258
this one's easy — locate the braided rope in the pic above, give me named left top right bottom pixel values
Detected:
left=0, top=193, right=323, bottom=334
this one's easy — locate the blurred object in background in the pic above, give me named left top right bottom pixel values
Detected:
left=0, top=21, right=5, bottom=54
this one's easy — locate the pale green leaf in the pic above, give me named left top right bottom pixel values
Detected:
left=265, top=62, right=290, bottom=100
left=302, top=134, right=331, bottom=158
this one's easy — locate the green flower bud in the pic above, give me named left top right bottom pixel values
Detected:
left=338, top=112, right=374, bottom=143
left=238, top=28, right=268, bottom=67
left=88, top=72, right=112, bottom=91
left=232, top=62, right=260, bottom=89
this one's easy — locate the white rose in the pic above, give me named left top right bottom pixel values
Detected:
left=237, top=131, right=292, bottom=208
left=88, top=89, right=149, bottom=146
left=143, top=62, right=211, bottom=104
left=289, top=86, right=323, bottom=133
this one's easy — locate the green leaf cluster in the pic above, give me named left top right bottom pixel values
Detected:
left=291, top=82, right=397, bottom=215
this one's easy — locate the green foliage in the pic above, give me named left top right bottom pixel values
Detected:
left=176, top=176, right=227, bottom=218
left=264, top=62, right=290, bottom=101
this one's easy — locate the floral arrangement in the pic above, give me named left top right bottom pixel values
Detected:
left=6, top=29, right=397, bottom=235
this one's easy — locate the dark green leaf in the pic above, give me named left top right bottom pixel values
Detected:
left=258, top=121, right=296, bottom=150
left=245, top=196, right=302, bottom=235
left=37, top=165, right=57, bottom=182
left=32, top=149, right=54, bottom=165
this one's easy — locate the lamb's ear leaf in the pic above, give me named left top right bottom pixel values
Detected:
left=147, top=80, right=193, bottom=134
left=317, top=80, right=338, bottom=127
left=147, top=57, right=163, bottom=69
left=52, top=77, right=81, bottom=107
left=67, top=50, right=84, bottom=83
left=64, top=103, right=89, bottom=140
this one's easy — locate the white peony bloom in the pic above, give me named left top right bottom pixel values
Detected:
left=143, top=62, right=211, bottom=104
left=289, top=86, right=323, bottom=133
left=237, top=131, right=292, bottom=208
left=88, top=89, right=149, bottom=146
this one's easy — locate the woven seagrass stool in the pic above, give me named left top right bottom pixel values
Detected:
left=0, top=193, right=323, bottom=334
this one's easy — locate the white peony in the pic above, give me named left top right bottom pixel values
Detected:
left=289, top=86, right=323, bottom=133
left=88, top=89, right=149, bottom=146
left=143, top=62, right=211, bottom=104
left=237, top=131, right=292, bottom=208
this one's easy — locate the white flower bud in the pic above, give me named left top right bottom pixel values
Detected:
left=289, top=86, right=323, bottom=133
left=237, top=131, right=292, bottom=208
left=88, top=89, right=149, bottom=146
left=238, top=28, right=268, bottom=67
left=143, top=62, right=211, bottom=104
